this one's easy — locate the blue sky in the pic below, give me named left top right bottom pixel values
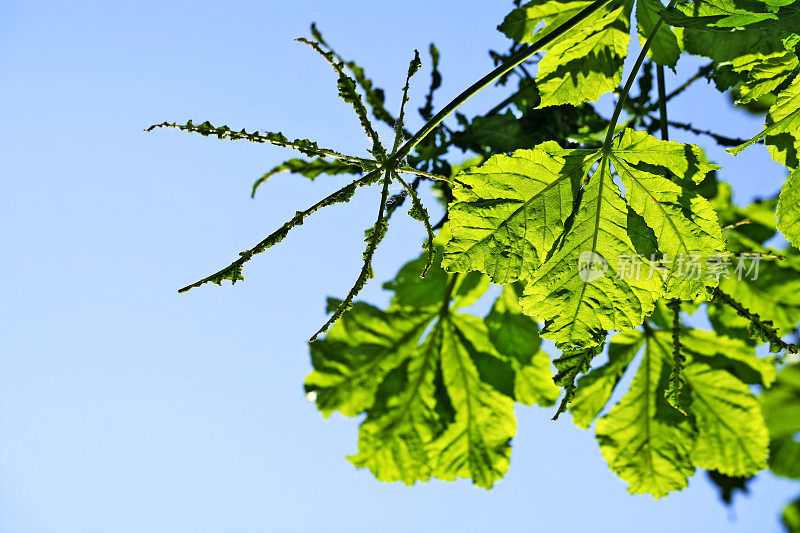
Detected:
left=1, top=1, right=796, bottom=532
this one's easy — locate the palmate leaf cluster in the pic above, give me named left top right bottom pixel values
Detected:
left=150, top=0, right=800, bottom=517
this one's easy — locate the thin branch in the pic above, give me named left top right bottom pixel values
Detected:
left=297, top=37, right=387, bottom=159
left=666, top=299, right=687, bottom=414
left=714, top=288, right=799, bottom=355
left=602, top=0, right=679, bottom=151
left=398, top=166, right=456, bottom=184
left=310, top=172, right=394, bottom=341
left=657, top=64, right=669, bottom=142
left=178, top=169, right=381, bottom=293
left=644, top=62, right=713, bottom=112
left=667, top=120, right=750, bottom=147
left=145, top=121, right=370, bottom=166
left=394, top=172, right=435, bottom=277
left=729, top=251, right=786, bottom=261
left=722, top=219, right=752, bottom=231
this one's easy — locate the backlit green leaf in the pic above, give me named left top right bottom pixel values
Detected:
left=778, top=169, right=800, bottom=248
left=685, top=362, right=769, bottom=476
left=308, top=249, right=557, bottom=488
left=731, top=73, right=800, bottom=169
left=596, top=331, right=696, bottom=498
left=637, top=0, right=681, bottom=67
left=570, top=330, right=644, bottom=428
left=499, top=0, right=632, bottom=106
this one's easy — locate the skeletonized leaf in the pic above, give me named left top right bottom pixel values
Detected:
left=251, top=157, right=362, bottom=197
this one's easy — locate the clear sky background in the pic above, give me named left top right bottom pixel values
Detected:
left=1, top=1, right=797, bottom=532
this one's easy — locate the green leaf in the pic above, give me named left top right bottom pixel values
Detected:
left=784, top=496, right=800, bottom=533
left=685, top=362, right=769, bottom=476
left=761, top=363, right=800, bottom=439
left=443, top=142, right=594, bottom=284
left=760, top=363, right=800, bottom=479
left=681, top=328, right=776, bottom=386
left=637, top=0, right=681, bottom=67
left=305, top=302, right=433, bottom=418
left=428, top=314, right=518, bottom=488
left=778, top=168, right=800, bottom=248
left=451, top=111, right=540, bottom=154
left=485, top=285, right=560, bottom=407
left=445, top=131, right=719, bottom=348
left=730, top=73, right=800, bottom=169
left=730, top=50, right=799, bottom=104
left=610, top=129, right=721, bottom=183
left=348, top=319, right=444, bottom=485
left=590, top=323, right=771, bottom=496
left=251, top=157, right=362, bottom=197
left=596, top=331, right=697, bottom=498
left=610, top=130, right=725, bottom=299
left=499, top=0, right=632, bottom=107
left=520, top=152, right=662, bottom=348
left=664, top=0, right=780, bottom=28
left=570, top=330, right=644, bottom=428
left=680, top=24, right=786, bottom=63
left=308, top=249, right=559, bottom=488
left=535, top=1, right=632, bottom=107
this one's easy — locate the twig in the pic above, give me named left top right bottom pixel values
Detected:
left=310, top=172, right=394, bottom=341
left=714, top=288, right=799, bottom=355
left=667, top=120, right=750, bottom=147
